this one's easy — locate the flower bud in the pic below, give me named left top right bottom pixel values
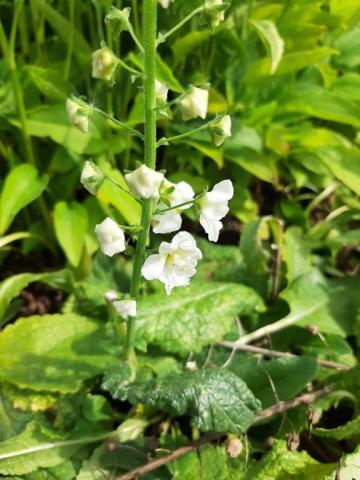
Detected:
left=155, top=80, right=169, bottom=105
left=105, top=6, right=131, bottom=37
left=104, top=290, right=119, bottom=302
left=158, top=0, right=174, bottom=8
left=113, top=299, right=137, bottom=318
left=125, top=165, right=164, bottom=199
left=66, top=98, right=90, bottom=133
left=92, top=47, right=118, bottom=82
left=209, top=115, right=232, bottom=147
left=204, top=0, right=228, bottom=27
left=95, top=217, right=126, bottom=257
left=80, top=160, right=105, bottom=195
left=226, top=438, right=243, bottom=458
left=180, top=86, right=209, bottom=121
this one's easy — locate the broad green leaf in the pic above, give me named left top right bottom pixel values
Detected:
left=314, top=414, right=360, bottom=441
left=186, top=140, right=223, bottom=167
left=245, top=440, right=335, bottom=479
left=171, top=445, right=245, bottom=479
left=104, top=368, right=261, bottom=434
left=172, top=30, right=213, bottom=65
left=335, top=27, right=360, bottom=68
left=0, top=314, right=117, bottom=392
left=317, top=146, right=360, bottom=195
left=285, top=88, right=360, bottom=128
left=283, top=227, right=313, bottom=283
left=245, top=48, right=336, bottom=82
left=54, top=201, right=88, bottom=267
left=226, top=148, right=276, bottom=183
left=251, top=20, right=285, bottom=74
left=135, top=282, right=264, bottom=355
left=0, top=270, right=74, bottom=323
left=324, top=445, right=360, bottom=480
left=0, top=165, right=48, bottom=235
left=235, top=356, right=317, bottom=408
left=25, top=66, right=71, bottom=101
left=0, top=422, right=77, bottom=475
left=8, top=105, right=126, bottom=156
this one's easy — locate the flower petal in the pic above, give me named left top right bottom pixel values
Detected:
left=141, top=253, right=166, bottom=280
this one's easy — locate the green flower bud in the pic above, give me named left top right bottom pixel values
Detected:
left=209, top=115, right=232, bottom=147
left=105, top=6, right=131, bottom=38
left=80, top=160, right=105, bottom=195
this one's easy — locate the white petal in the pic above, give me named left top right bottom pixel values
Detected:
left=141, top=253, right=166, bottom=280
left=200, top=215, right=223, bottom=242
left=125, top=165, right=164, bottom=199
left=113, top=300, right=137, bottom=318
left=152, top=210, right=182, bottom=234
left=171, top=231, right=197, bottom=250
left=95, top=217, right=126, bottom=256
left=212, top=179, right=234, bottom=200
left=171, top=181, right=195, bottom=209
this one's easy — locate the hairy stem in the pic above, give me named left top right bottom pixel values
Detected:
left=64, top=0, right=75, bottom=79
left=125, top=0, right=157, bottom=359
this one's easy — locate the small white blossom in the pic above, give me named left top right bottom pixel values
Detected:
left=152, top=181, right=195, bottom=234
left=199, top=180, right=234, bottom=242
left=113, top=299, right=137, bottom=318
left=186, top=361, right=198, bottom=371
left=66, top=98, right=89, bottom=133
left=155, top=80, right=169, bottom=104
left=180, top=87, right=209, bottom=121
left=92, top=47, right=117, bottom=81
left=125, top=165, right=164, bottom=199
left=80, top=160, right=104, bottom=195
left=104, top=290, right=119, bottom=302
left=95, top=217, right=126, bottom=257
left=205, top=0, right=226, bottom=27
left=209, top=115, right=232, bottom=147
left=141, top=231, right=202, bottom=295
left=158, top=0, right=173, bottom=8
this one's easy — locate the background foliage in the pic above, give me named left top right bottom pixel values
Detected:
left=0, top=0, right=359, bottom=478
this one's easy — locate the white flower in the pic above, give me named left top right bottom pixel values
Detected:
left=113, top=300, right=137, bottom=318
left=180, top=87, right=209, bottom=121
left=199, top=180, right=234, bottom=242
left=104, top=290, right=119, bottom=302
left=152, top=181, right=195, bottom=234
left=158, top=0, right=173, bottom=8
left=186, top=361, right=198, bottom=371
left=125, top=165, right=164, bottom=199
left=92, top=47, right=117, bottom=81
left=141, top=231, right=202, bottom=295
left=66, top=98, right=89, bottom=133
left=205, top=0, right=226, bottom=27
left=209, top=115, right=232, bottom=147
left=155, top=80, right=168, bottom=104
left=95, top=217, right=126, bottom=256
left=80, top=160, right=104, bottom=195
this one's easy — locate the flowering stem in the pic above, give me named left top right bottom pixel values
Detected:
left=156, top=5, right=204, bottom=46
left=154, top=192, right=206, bottom=215
left=125, top=0, right=157, bottom=360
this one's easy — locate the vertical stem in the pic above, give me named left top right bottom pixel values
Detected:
left=125, top=0, right=157, bottom=359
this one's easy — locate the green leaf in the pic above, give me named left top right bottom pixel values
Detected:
left=285, top=88, right=360, bottom=128
left=251, top=20, right=285, bottom=74
left=54, top=201, right=88, bottom=267
left=245, top=440, right=335, bottom=479
left=0, top=314, right=117, bottom=392
left=283, top=227, right=313, bottom=283
left=25, top=66, right=71, bottom=102
left=236, top=356, right=318, bottom=409
left=104, top=368, right=261, bottom=434
left=0, top=270, right=74, bottom=324
left=0, top=165, right=48, bottom=235
left=0, top=422, right=78, bottom=476
left=317, top=146, right=360, bottom=195
left=135, top=282, right=264, bottom=355
left=314, top=414, right=360, bottom=441
left=335, top=27, right=360, bottom=68
left=172, top=30, right=213, bottom=65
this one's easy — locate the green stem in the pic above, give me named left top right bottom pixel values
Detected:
left=154, top=192, right=206, bottom=215
left=105, top=176, right=141, bottom=203
left=64, top=0, right=75, bottom=80
left=157, top=116, right=222, bottom=147
left=156, top=5, right=204, bottom=46
left=92, top=107, right=144, bottom=139
left=116, top=57, right=143, bottom=77
left=125, top=0, right=157, bottom=360
left=131, top=0, right=141, bottom=38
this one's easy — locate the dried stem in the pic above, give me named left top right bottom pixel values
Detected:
left=218, top=342, right=351, bottom=371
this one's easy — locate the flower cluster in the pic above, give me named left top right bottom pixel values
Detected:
left=81, top=162, right=233, bottom=295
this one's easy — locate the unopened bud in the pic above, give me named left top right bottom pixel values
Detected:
left=209, top=115, right=232, bottom=147
left=80, top=160, right=105, bottom=195
left=186, top=361, right=198, bottom=371
left=204, top=0, right=229, bottom=27
left=105, top=6, right=131, bottom=37
left=155, top=80, right=169, bottom=104
left=158, top=0, right=174, bottom=8
left=180, top=86, right=209, bottom=121
left=113, top=299, right=137, bottom=319
left=226, top=438, right=243, bottom=457
left=66, top=98, right=90, bottom=133
left=92, top=47, right=118, bottom=82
